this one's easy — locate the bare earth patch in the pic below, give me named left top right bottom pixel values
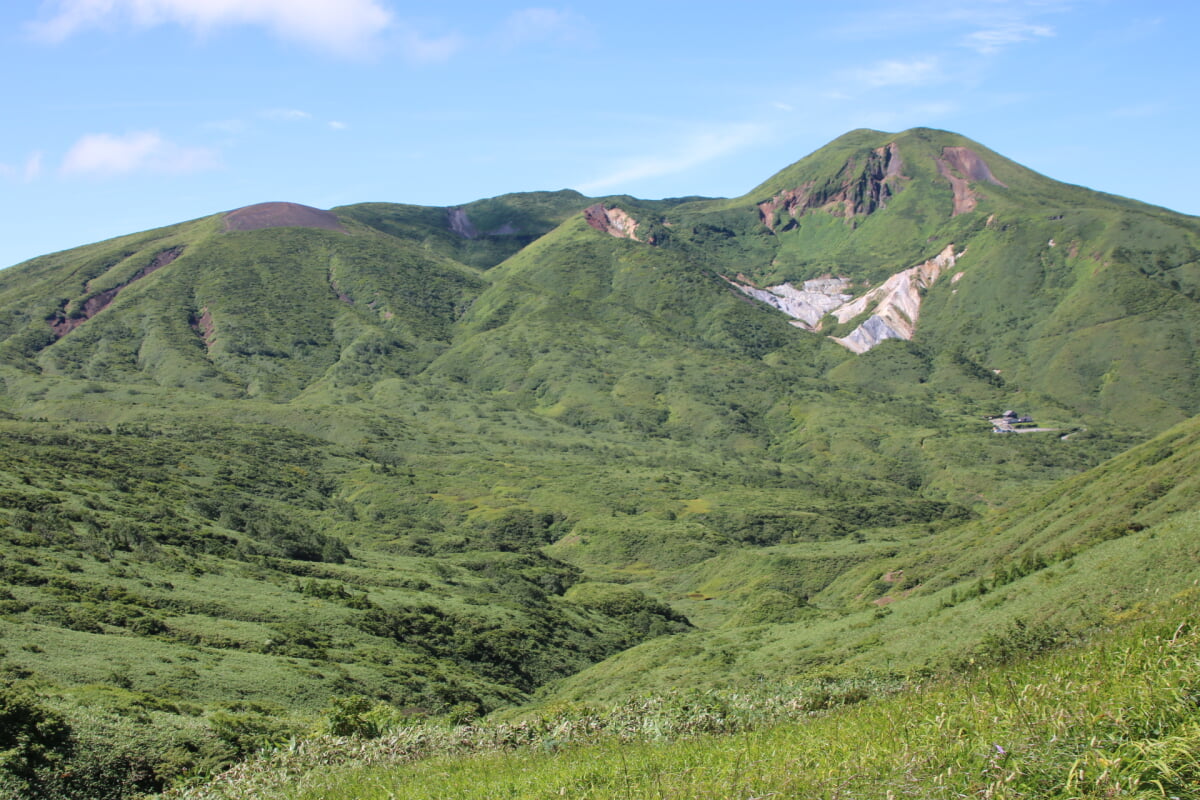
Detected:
left=48, top=245, right=185, bottom=338
left=936, top=147, right=1006, bottom=217
left=224, top=202, right=346, bottom=233
left=584, top=204, right=641, bottom=241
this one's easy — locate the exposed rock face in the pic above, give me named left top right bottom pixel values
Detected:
left=831, top=244, right=960, bottom=352
left=448, top=208, right=479, bottom=239
left=727, top=244, right=962, bottom=353
left=936, top=147, right=1006, bottom=216
left=758, top=143, right=905, bottom=231
left=224, top=202, right=346, bottom=233
left=584, top=204, right=641, bottom=241
left=723, top=276, right=852, bottom=329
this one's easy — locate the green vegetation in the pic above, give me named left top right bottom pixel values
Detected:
left=167, top=593, right=1200, bottom=800
left=0, top=127, right=1199, bottom=797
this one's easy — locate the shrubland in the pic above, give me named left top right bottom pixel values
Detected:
left=1, top=127, right=1199, bottom=797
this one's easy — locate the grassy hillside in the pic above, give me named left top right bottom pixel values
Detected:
left=538, top=410, right=1200, bottom=701
left=1, top=127, right=1200, bottom=797
left=167, top=591, right=1200, bottom=800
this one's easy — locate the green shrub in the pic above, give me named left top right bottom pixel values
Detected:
left=208, top=711, right=296, bottom=757
left=321, top=695, right=388, bottom=739
left=0, top=686, right=70, bottom=783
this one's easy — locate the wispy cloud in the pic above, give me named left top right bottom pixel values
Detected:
left=852, top=57, right=942, bottom=88
left=961, top=22, right=1054, bottom=54
left=27, top=1, right=593, bottom=63
left=834, top=2, right=1062, bottom=55
left=207, top=109, right=348, bottom=139
left=578, top=123, right=769, bottom=193
left=394, top=24, right=463, bottom=64
left=261, top=108, right=313, bottom=122
left=497, top=8, right=587, bottom=49
left=24, top=152, right=44, bottom=181
left=30, top=0, right=393, bottom=56
left=60, top=131, right=219, bottom=177
left=1, top=152, right=48, bottom=183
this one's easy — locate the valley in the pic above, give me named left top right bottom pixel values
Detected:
left=1, top=127, right=1199, bottom=798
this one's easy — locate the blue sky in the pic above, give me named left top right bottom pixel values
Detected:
left=1, top=0, right=1195, bottom=268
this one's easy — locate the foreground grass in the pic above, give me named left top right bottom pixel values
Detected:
left=171, top=593, right=1200, bottom=800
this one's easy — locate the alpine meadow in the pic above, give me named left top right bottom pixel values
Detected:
left=2, top=127, right=1200, bottom=799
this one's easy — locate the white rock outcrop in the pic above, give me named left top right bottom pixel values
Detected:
left=726, top=276, right=852, bottom=329
left=726, top=244, right=961, bottom=354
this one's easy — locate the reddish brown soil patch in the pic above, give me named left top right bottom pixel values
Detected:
left=48, top=245, right=185, bottom=339
left=50, top=298, right=110, bottom=338
left=223, top=202, right=346, bottom=233
left=941, top=147, right=1005, bottom=186
left=936, top=147, right=1006, bottom=217
left=190, top=307, right=216, bottom=350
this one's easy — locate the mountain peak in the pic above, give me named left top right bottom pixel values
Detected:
left=223, top=201, right=346, bottom=233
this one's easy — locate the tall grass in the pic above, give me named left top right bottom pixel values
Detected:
left=168, top=593, right=1200, bottom=799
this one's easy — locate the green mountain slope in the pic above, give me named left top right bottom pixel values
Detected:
left=2, top=127, right=1200, bottom=797
left=544, top=411, right=1200, bottom=702
left=658, top=128, right=1200, bottom=431
left=168, top=597, right=1200, bottom=800
left=0, top=204, right=488, bottom=401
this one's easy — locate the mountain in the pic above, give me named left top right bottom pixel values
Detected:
left=2, top=127, right=1200, bottom=797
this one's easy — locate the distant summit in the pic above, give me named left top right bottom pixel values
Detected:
left=224, top=201, right=346, bottom=233
left=2, top=127, right=1199, bottom=431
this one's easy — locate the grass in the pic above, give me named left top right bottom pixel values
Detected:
left=541, top=425, right=1200, bottom=703
left=166, top=593, right=1200, bottom=800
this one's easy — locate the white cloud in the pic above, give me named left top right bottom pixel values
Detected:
left=962, top=22, right=1054, bottom=54
left=261, top=108, right=313, bottom=122
left=578, top=123, right=769, bottom=193
left=498, top=8, right=585, bottom=49
left=328, top=120, right=348, bottom=131
left=30, top=0, right=393, bottom=55
left=834, top=2, right=1063, bottom=56
left=60, top=131, right=219, bottom=177
left=853, top=57, right=942, bottom=88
